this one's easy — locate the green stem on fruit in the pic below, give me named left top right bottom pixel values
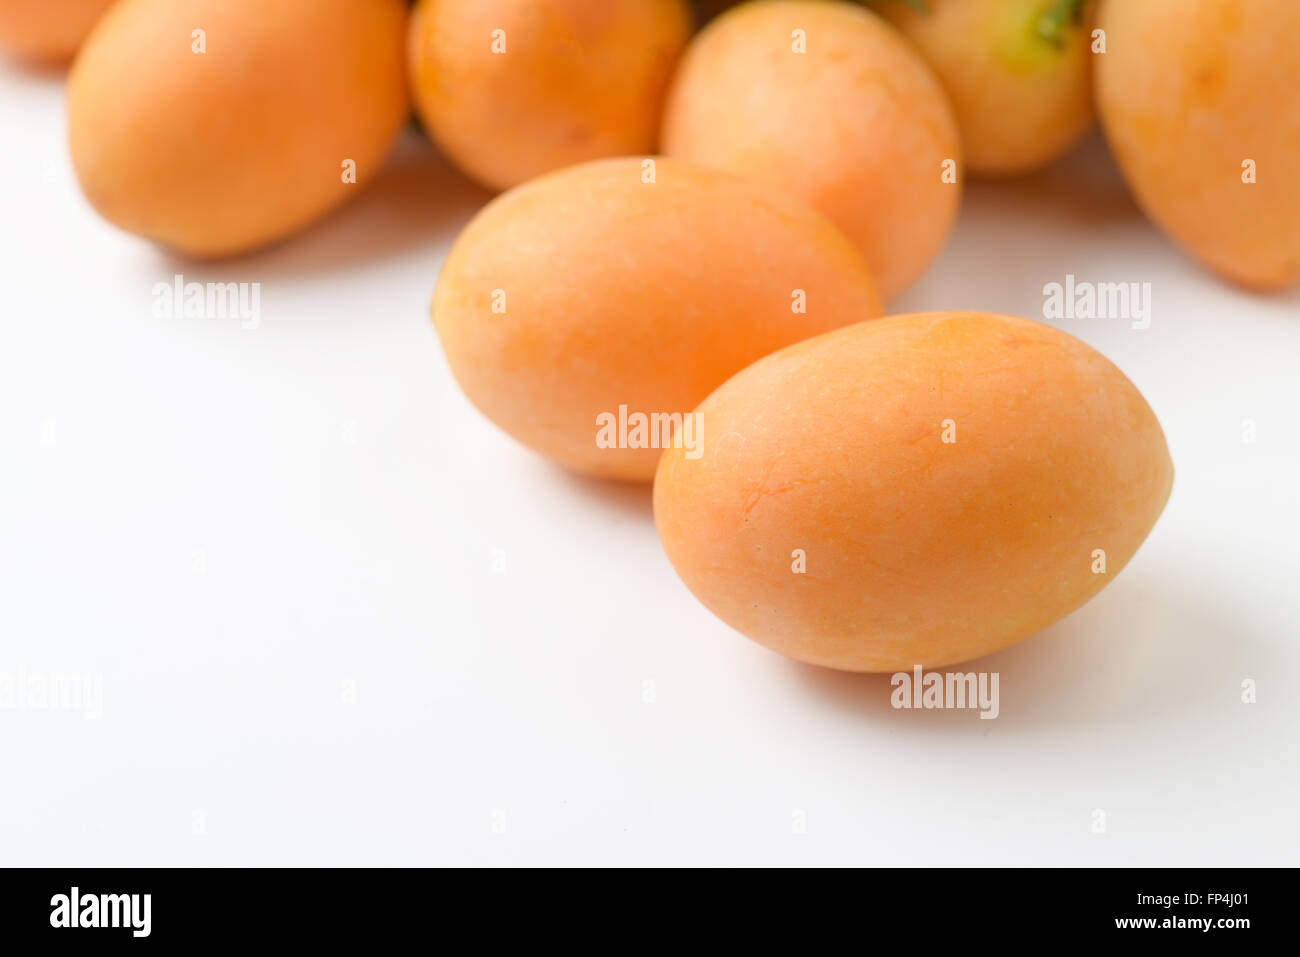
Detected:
left=1035, top=0, right=1088, bottom=49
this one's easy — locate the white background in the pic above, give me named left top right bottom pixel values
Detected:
left=2, top=60, right=1297, bottom=867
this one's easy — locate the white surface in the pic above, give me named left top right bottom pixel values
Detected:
left=2, top=61, right=1298, bottom=868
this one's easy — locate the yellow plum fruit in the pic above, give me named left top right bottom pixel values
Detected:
left=408, top=0, right=693, bottom=192
left=879, top=0, right=1096, bottom=177
left=661, top=0, right=961, bottom=300
left=1094, top=0, right=1300, bottom=289
left=432, top=157, right=884, bottom=481
left=0, top=0, right=116, bottom=64
left=67, top=0, right=410, bottom=257
left=655, top=311, right=1173, bottom=672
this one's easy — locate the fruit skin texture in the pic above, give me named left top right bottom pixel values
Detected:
left=67, top=0, right=410, bottom=258
left=433, top=156, right=883, bottom=482
left=0, top=0, right=116, bottom=64
left=879, top=0, right=1096, bottom=178
left=409, top=0, right=693, bottom=192
left=654, top=311, right=1173, bottom=672
left=1094, top=0, right=1300, bottom=290
left=661, top=0, right=961, bottom=300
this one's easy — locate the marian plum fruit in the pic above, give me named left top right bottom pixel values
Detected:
left=654, top=310, right=1174, bottom=671
left=878, top=0, right=1097, bottom=177
left=67, top=0, right=410, bottom=257
left=661, top=0, right=962, bottom=300
left=1094, top=0, right=1300, bottom=289
left=432, top=156, right=883, bottom=481
left=408, top=0, right=693, bottom=192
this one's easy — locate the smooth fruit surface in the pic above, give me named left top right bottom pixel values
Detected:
left=880, top=0, right=1096, bottom=177
left=661, top=0, right=961, bottom=300
left=0, top=0, right=116, bottom=64
left=433, top=157, right=883, bottom=482
left=654, top=311, right=1174, bottom=672
left=1094, top=0, right=1300, bottom=289
left=68, top=0, right=410, bottom=257
left=409, top=0, right=692, bottom=192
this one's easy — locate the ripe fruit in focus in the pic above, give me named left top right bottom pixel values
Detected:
left=433, top=157, right=884, bottom=482
left=654, top=311, right=1174, bottom=672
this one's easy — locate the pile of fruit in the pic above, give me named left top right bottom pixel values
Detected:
left=4, top=0, right=1296, bottom=672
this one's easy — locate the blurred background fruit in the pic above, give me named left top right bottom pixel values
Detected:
left=1095, top=0, right=1300, bottom=290
left=690, top=0, right=740, bottom=23
left=409, top=0, right=692, bottom=192
left=432, top=157, right=883, bottom=481
left=662, top=0, right=961, bottom=300
left=67, top=0, right=410, bottom=258
left=0, top=0, right=116, bottom=64
left=877, top=0, right=1096, bottom=177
